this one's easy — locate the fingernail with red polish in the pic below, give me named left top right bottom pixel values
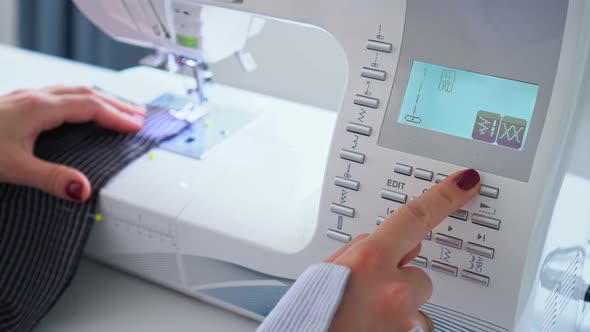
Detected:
left=66, top=181, right=83, bottom=201
left=454, top=169, right=480, bottom=191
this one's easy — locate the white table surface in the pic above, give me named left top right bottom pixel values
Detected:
left=2, top=44, right=590, bottom=331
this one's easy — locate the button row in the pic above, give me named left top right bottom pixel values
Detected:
left=327, top=235, right=492, bottom=283
left=411, top=258, right=490, bottom=286
left=329, top=35, right=388, bottom=247
left=432, top=234, right=495, bottom=259
left=431, top=236, right=494, bottom=285
left=394, top=163, right=434, bottom=182
left=434, top=172, right=501, bottom=200
left=380, top=190, right=499, bottom=229
left=435, top=173, right=499, bottom=199
left=426, top=233, right=495, bottom=259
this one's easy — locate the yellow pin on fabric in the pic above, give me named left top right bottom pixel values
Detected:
left=94, top=214, right=103, bottom=222
left=205, top=119, right=213, bottom=127
left=149, top=153, right=156, bottom=160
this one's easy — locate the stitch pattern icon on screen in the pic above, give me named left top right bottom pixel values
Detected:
left=497, top=116, right=527, bottom=149
left=472, top=110, right=501, bottom=143
left=438, top=69, right=456, bottom=92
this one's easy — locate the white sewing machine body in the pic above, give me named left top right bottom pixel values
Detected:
left=74, top=0, right=590, bottom=331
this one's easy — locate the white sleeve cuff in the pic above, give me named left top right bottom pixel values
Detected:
left=257, top=263, right=350, bottom=332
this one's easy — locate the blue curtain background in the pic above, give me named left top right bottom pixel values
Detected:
left=18, top=0, right=150, bottom=70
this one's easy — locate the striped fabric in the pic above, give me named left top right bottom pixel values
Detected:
left=0, top=108, right=189, bottom=332
left=257, top=263, right=351, bottom=332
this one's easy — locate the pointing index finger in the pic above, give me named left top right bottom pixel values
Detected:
left=369, top=169, right=481, bottom=263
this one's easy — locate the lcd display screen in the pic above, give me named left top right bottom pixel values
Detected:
left=397, top=61, right=539, bottom=150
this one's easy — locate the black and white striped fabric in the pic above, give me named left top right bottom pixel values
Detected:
left=0, top=107, right=189, bottom=331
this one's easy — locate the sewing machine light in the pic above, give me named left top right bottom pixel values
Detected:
left=180, top=57, right=198, bottom=67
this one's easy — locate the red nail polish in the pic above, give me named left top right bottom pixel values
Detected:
left=66, top=181, right=83, bottom=201
left=454, top=169, right=480, bottom=191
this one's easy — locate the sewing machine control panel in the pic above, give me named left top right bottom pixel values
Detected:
left=320, top=0, right=563, bottom=301
left=322, top=28, right=524, bottom=290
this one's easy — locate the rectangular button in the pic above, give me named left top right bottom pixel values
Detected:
left=340, top=149, right=365, bottom=164
left=472, top=213, right=501, bottom=230
left=335, top=177, right=360, bottom=191
left=354, top=95, right=380, bottom=109
left=415, top=169, right=433, bottom=182
left=361, top=67, right=387, bottom=81
left=431, top=261, right=458, bottom=277
left=330, top=203, right=355, bottom=218
left=327, top=230, right=351, bottom=243
left=435, top=173, right=448, bottom=183
left=410, top=256, right=428, bottom=268
left=480, top=185, right=499, bottom=199
left=376, top=216, right=386, bottom=225
left=346, top=122, right=372, bottom=136
left=461, top=270, right=490, bottom=287
left=381, top=190, right=407, bottom=204
left=466, top=242, right=495, bottom=259
left=367, top=40, right=393, bottom=53
left=435, top=233, right=463, bottom=249
left=449, top=209, right=468, bottom=221
left=394, top=163, right=413, bottom=176
left=424, top=231, right=432, bottom=241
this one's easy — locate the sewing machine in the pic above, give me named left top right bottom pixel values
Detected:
left=73, top=1, right=590, bottom=331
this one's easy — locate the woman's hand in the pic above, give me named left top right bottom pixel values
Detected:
left=326, top=169, right=481, bottom=332
left=0, top=86, right=145, bottom=202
